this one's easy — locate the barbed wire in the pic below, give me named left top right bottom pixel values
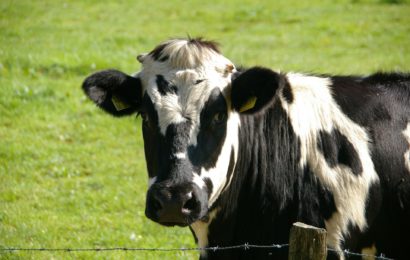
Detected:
left=328, top=248, right=393, bottom=260
left=0, top=243, right=286, bottom=253
left=0, top=243, right=394, bottom=259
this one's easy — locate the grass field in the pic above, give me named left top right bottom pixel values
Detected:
left=1, top=0, right=409, bottom=259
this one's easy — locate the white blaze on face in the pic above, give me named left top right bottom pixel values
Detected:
left=403, top=123, right=410, bottom=173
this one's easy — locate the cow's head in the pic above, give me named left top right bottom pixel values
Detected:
left=82, top=38, right=281, bottom=227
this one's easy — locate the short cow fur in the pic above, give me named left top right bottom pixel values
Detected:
left=82, top=38, right=410, bottom=259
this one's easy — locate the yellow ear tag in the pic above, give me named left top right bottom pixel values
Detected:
left=111, top=95, right=131, bottom=111
left=239, top=96, right=257, bottom=113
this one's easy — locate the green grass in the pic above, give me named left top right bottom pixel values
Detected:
left=1, top=0, right=409, bottom=259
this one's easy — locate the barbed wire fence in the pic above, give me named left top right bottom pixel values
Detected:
left=0, top=243, right=394, bottom=259
left=0, top=223, right=394, bottom=260
left=0, top=244, right=286, bottom=253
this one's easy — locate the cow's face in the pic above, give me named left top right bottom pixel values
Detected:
left=136, top=39, right=241, bottom=226
left=82, top=38, right=280, bottom=227
left=83, top=39, right=240, bottom=226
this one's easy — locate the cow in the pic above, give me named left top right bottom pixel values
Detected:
left=82, top=38, right=410, bottom=259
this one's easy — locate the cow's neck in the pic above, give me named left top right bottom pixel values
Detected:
left=193, top=102, right=302, bottom=258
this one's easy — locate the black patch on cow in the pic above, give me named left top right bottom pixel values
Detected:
left=158, top=55, right=169, bottom=62
left=372, top=105, right=391, bottom=122
left=166, top=121, right=191, bottom=155
left=203, top=177, right=213, bottom=198
left=317, top=182, right=337, bottom=220
left=156, top=75, right=177, bottom=96
left=293, top=165, right=337, bottom=227
left=317, top=129, right=363, bottom=176
left=282, top=79, right=294, bottom=103
left=329, top=73, right=410, bottom=126
left=364, top=72, right=410, bottom=85
left=188, top=88, right=227, bottom=171
left=149, top=43, right=168, bottom=61
left=141, top=94, right=161, bottom=178
left=195, top=79, right=205, bottom=85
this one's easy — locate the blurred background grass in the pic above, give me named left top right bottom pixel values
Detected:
left=0, top=0, right=409, bottom=259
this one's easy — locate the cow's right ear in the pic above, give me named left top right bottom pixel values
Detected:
left=82, top=69, right=142, bottom=116
left=231, top=67, right=282, bottom=114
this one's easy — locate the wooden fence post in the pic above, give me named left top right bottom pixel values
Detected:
left=288, top=222, right=327, bottom=260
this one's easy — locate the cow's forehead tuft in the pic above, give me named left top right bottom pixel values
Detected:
left=146, top=38, right=220, bottom=68
left=138, top=39, right=234, bottom=87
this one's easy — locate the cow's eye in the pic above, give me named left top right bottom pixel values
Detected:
left=212, top=112, right=226, bottom=125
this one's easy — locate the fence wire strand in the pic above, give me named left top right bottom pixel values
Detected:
left=0, top=244, right=394, bottom=259
left=0, top=243, right=287, bottom=252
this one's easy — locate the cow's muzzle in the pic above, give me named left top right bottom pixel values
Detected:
left=145, top=182, right=207, bottom=226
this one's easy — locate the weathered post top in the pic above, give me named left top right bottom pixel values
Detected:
left=288, top=222, right=327, bottom=260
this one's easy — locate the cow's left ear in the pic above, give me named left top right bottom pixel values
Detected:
left=82, top=69, right=142, bottom=116
left=231, top=67, right=283, bottom=114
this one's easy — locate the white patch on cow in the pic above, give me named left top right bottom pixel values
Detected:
left=361, top=244, right=377, bottom=260
left=192, top=173, right=206, bottom=189
left=282, top=72, right=379, bottom=252
left=174, top=152, right=186, bottom=160
left=146, top=83, right=187, bottom=135
left=403, top=123, right=410, bottom=173
left=148, top=176, right=157, bottom=188
left=190, top=209, right=218, bottom=257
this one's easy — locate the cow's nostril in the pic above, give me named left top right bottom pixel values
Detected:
left=182, top=196, right=197, bottom=213
left=152, top=197, right=163, bottom=212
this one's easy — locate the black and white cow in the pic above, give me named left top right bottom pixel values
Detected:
left=82, top=38, right=410, bottom=259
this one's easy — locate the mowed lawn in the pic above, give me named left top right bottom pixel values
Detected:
left=1, top=0, right=409, bottom=259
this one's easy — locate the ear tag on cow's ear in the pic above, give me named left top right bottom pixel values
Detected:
left=111, top=95, right=131, bottom=111
left=239, top=96, right=257, bottom=113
